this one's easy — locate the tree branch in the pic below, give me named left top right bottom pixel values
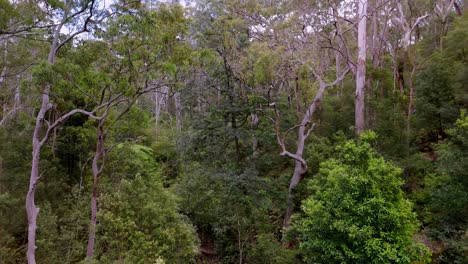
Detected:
left=54, top=0, right=97, bottom=54
left=280, top=150, right=308, bottom=169
left=39, top=108, right=102, bottom=147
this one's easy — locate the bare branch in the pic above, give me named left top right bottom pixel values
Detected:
left=280, top=150, right=308, bottom=169
left=39, top=108, right=102, bottom=147
left=324, top=67, right=350, bottom=88
left=304, top=123, right=316, bottom=139
left=0, top=106, right=30, bottom=126
left=55, top=0, right=97, bottom=53
left=410, top=14, right=429, bottom=33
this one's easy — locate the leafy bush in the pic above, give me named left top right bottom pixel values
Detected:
left=97, top=171, right=198, bottom=263
left=294, top=132, right=430, bottom=263
left=423, top=110, right=468, bottom=263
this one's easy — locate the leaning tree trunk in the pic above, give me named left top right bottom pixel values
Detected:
left=27, top=82, right=52, bottom=264
left=355, top=0, right=367, bottom=136
left=282, top=130, right=308, bottom=230
left=25, top=2, right=97, bottom=260
left=281, top=68, right=349, bottom=230
left=26, top=24, right=59, bottom=262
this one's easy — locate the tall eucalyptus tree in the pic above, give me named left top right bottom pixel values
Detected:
left=25, top=1, right=103, bottom=262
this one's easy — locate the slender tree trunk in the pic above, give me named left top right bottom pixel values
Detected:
left=174, top=91, right=182, bottom=130
left=25, top=1, right=99, bottom=257
left=251, top=113, right=259, bottom=158
left=335, top=50, right=342, bottom=98
left=232, top=115, right=241, bottom=162
left=355, top=0, right=367, bottom=135
left=406, top=53, right=416, bottom=158
left=153, top=86, right=168, bottom=139
left=371, top=10, right=381, bottom=69
left=237, top=216, right=243, bottom=264
left=154, top=92, right=160, bottom=138
left=27, top=83, right=52, bottom=264
left=282, top=132, right=307, bottom=230
left=393, top=6, right=428, bottom=157
left=0, top=156, right=3, bottom=193
left=13, top=75, right=21, bottom=117
left=0, top=46, right=8, bottom=123
left=86, top=120, right=105, bottom=258
left=0, top=41, right=7, bottom=84
left=25, top=12, right=65, bottom=259
left=294, top=74, right=302, bottom=115
left=1, top=103, right=6, bottom=121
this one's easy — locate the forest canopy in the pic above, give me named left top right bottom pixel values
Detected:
left=0, top=0, right=466, bottom=263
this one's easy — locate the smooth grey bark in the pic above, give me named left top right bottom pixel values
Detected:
left=153, top=86, right=169, bottom=138
left=26, top=2, right=96, bottom=262
left=13, top=74, right=21, bottom=114
left=371, top=9, right=381, bottom=68
left=355, top=0, right=367, bottom=136
left=174, top=91, right=182, bottom=130
left=280, top=67, right=350, bottom=230
left=84, top=80, right=156, bottom=259
left=394, top=2, right=429, bottom=156
left=86, top=118, right=106, bottom=258
left=435, top=0, right=455, bottom=49
left=395, top=2, right=429, bottom=51
left=250, top=113, right=260, bottom=158
left=0, top=42, right=8, bottom=124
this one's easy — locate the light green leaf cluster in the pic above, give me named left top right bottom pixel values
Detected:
left=295, top=133, right=430, bottom=263
left=97, top=172, right=198, bottom=263
left=95, top=145, right=198, bottom=263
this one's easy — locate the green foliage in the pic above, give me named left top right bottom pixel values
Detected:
left=0, top=192, right=23, bottom=262
left=2, top=0, right=467, bottom=263
left=317, top=80, right=356, bottom=138
left=0, top=0, right=15, bottom=31
left=247, top=233, right=298, bottom=264
left=97, top=172, right=198, bottom=263
left=444, top=13, right=468, bottom=63
left=415, top=52, right=458, bottom=139
left=175, top=163, right=293, bottom=263
left=294, top=133, right=430, bottom=263
left=428, top=110, right=468, bottom=228
left=419, top=110, right=468, bottom=263
left=35, top=188, right=90, bottom=264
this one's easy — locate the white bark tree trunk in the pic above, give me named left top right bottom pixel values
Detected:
left=13, top=75, right=21, bottom=113
left=26, top=2, right=97, bottom=262
left=281, top=67, right=349, bottom=230
left=355, top=0, right=367, bottom=135
left=153, top=86, right=169, bottom=139
left=250, top=113, right=260, bottom=158
left=394, top=2, right=429, bottom=156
